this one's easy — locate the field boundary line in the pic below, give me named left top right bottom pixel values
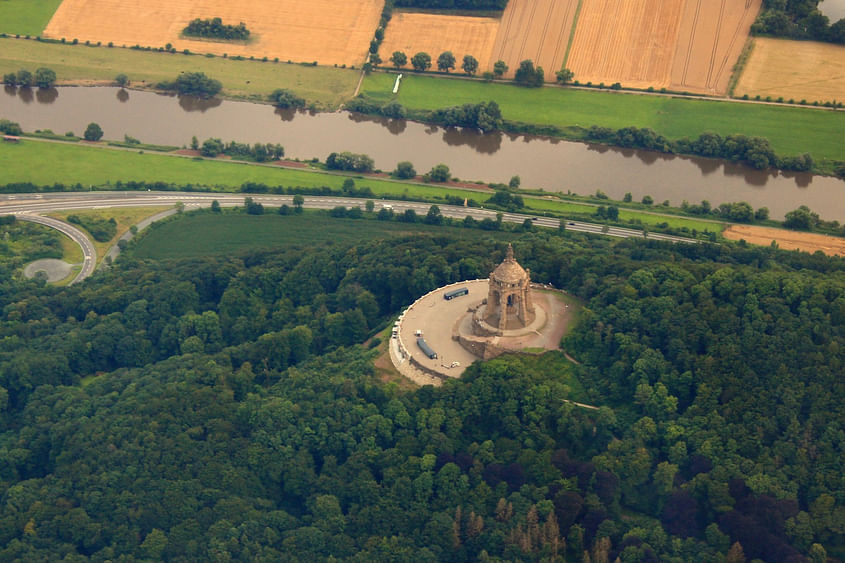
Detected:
left=718, top=1, right=755, bottom=95
left=562, top=0, right=583, bottom=67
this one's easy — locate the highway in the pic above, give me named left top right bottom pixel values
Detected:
left=0, top=191, right=698, bottom=283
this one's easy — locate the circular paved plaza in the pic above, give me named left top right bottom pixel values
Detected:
left=390, top=279, right=573, bottom=385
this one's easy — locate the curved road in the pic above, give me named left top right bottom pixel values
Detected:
left=14, top=214, right=97, bottom=284
left=0, top=191, right=697, bottom=283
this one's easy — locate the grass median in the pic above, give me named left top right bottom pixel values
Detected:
left=361, top=72, right=845, bottom=163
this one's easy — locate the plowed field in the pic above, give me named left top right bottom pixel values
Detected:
left=724, top=224, right=845, bottom=257
left=379, top=11, right=500, bottom=71
left=43, top=0, right=383, bottom=67
left=489, top=0, right=579, bottom=79
left=734, top=38, right=845, bottom=103
left=568, top=0, right=760, bottom=93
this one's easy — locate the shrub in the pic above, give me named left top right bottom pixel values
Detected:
left=83, top=122, right=103, bottom=141
left=269, top=89, right=305, bottom=109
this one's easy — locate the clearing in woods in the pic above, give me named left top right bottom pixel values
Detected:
left=723, top=224, right=845, bottom=257
left=733, top=38, right=845, bottom=103
left=489, top=0, right=579, bottom=79
left=568, top=0, right=760, bottom=94
left=378, top=11, right=500, bottom=71
left=42, top=0, right=383, bottom=67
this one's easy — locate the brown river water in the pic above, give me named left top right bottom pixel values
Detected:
left=1, top=86, right=843, bottom=220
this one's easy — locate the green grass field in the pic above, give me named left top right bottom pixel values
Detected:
left=0, top=37, right=359, bottom=107
left=130, top=211, right=511, bottom=259
left=0, top=140, right=722, bottom=233
left=362, top=73, right=845, bottom=163
left=0, top=0, right=62, bottom=36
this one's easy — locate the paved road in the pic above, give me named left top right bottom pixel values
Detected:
left=13, top=214, right=96, bottom=284
left=0, top=191, right=698, bottom=282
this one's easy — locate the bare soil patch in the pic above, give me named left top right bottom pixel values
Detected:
left=490, top=0, right=579, bottom=80
left=43, top=0, right=383, bottom=67
left=724, top=224, right=845, bottom=257
left=670, top=0, right=761, bottom=94
left=379, top=11, right=500, bottom=71
left=734, top=38, right=845, bottom=103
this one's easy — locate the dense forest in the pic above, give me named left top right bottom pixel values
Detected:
left=753, top=0, right=845, bottom=43
left=0, top=222, right=844, bottom=561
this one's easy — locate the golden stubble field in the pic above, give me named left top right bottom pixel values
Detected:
left=569, top=0, right=761, bottom=93
left=734, top=37, right=845, bottom=103
left=489, top=0, right=579, bottom=79
left=43, top=0, right=384, bottom=67
left=379, top=11, right=500, bottom=70
left=724, top=224, right=845, bottom=257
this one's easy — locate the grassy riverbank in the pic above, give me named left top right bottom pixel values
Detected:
left=0, top=139, right=722, bottom=234
left=0, top=37, right=358, bottom=107
left=361, top=73, right=845, bottom=165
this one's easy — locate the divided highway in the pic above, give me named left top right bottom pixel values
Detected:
left=0, top=192, right=698, bottom=283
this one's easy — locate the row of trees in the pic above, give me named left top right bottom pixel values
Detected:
left=2, top=67, right=56, bottom=88
left=585, top=126, right=813, bottom=171
left=394, top=0, right=508, bottom=9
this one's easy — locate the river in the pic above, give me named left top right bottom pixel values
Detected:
left=1, top=85, right=843, bottom=220
left=820, top=0, right=845, bottom=22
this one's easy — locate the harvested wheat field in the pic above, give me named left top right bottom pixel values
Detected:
left=734, top=38, right=845, bottom=103
left=568, top=0, right=684, bottom=89
left=43, top=0, right=383, bottom=67
left=724, top=224, right=845, bottom=257
left=669, top=0, right=761, bottom=94
left=379, top=11, right=500, bottom=71
left=567, top=0, right=759, bottom=93
left=489, top=0, right=579, bottom=79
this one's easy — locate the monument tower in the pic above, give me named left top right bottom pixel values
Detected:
left=481, top=244, right=535, bottom=331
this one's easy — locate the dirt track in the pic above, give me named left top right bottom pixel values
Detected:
left=734, top=38, right=845, bottom=103
left=379, top=11, right=500, bottom=71
left=724, top=224, right=845, bottom=257
left=43, top=0, right=383, bottom=67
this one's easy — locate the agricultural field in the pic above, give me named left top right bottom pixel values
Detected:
left=669, top=0, right=761, bottom=94
left=733, top=38, right=845, bottom=104
left=723, top=224, right=845, bottom=257
left=0, top=38, right=359, bottom=106
left=0, top=0, right=63, bottom=36
left=569, top=0, right=760, bottom=94
left=379, top=11, right=500, bottom=71
left=489, top=0, right=579, bottom=79
left=43, top=0, right=383, bottom=67
left=567, top=0, right=684, bottom=90
left=131, top=212, right=511, bottom=259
